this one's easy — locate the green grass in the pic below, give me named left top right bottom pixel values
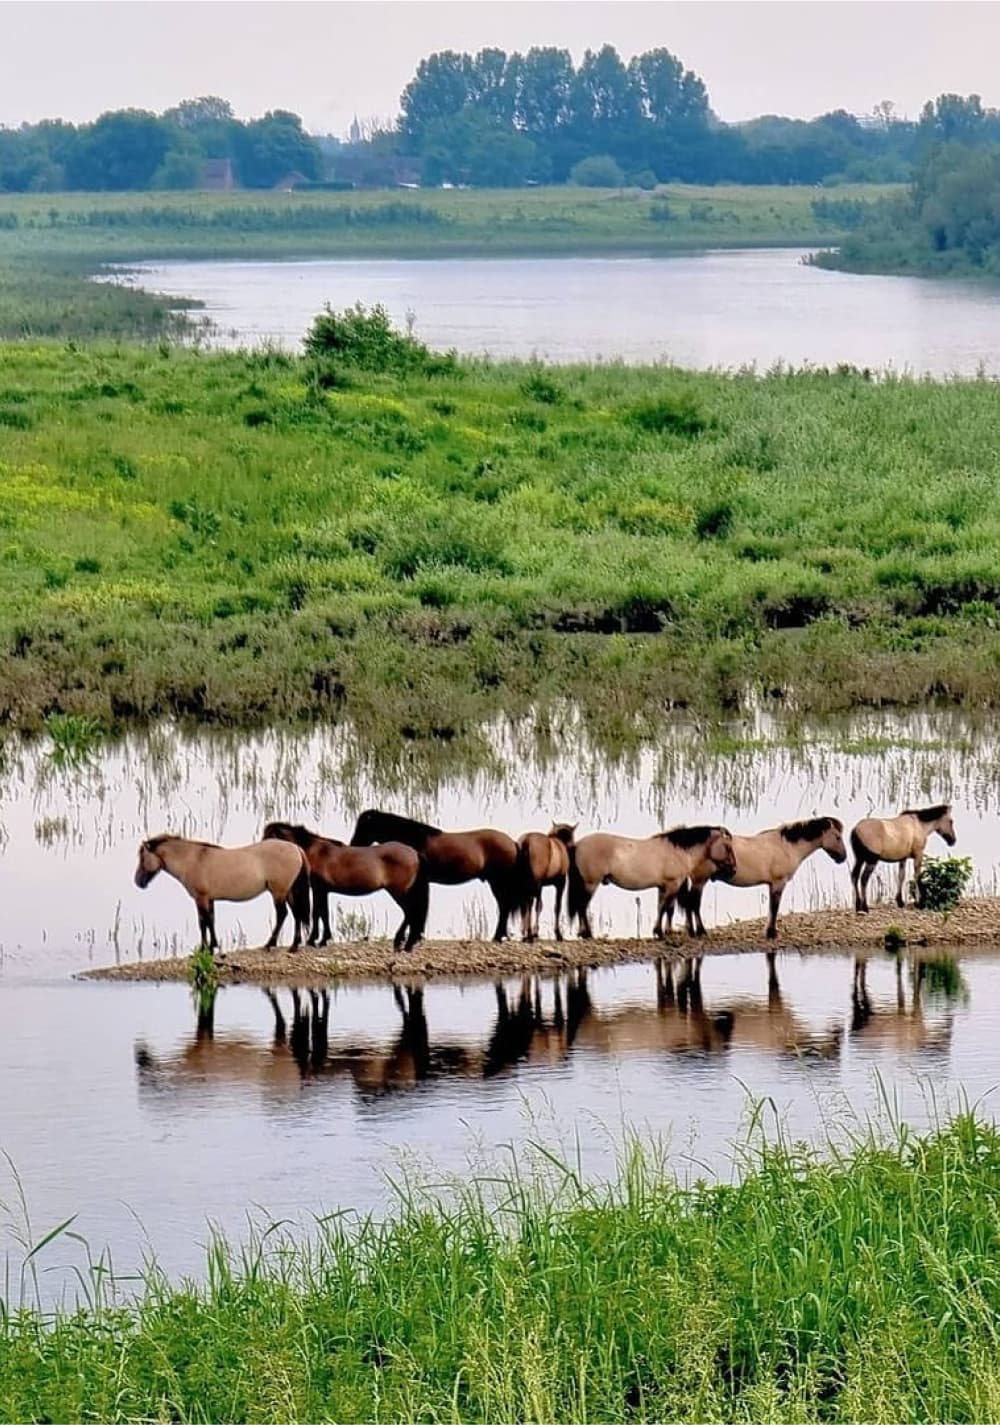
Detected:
left=3, top=1116, right=1000, bottom=1422
left=5, top=342, right=1000, bottom=737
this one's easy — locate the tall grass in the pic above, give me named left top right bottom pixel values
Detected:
left=4, top=343, right=1000, bottom=735
left=2, top=1116, right=1000, bottom=1422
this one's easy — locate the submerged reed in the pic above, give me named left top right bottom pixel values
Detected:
left=2, top=1115, right=1000, bottom=1423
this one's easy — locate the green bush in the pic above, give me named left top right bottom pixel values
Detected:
left=916, top=855, right=973, bottom=912
left=626, top=391, right=709, bottom=436
left=304, top=302, right=454, bottom=376
left=569, top=155, right=625, bottom=188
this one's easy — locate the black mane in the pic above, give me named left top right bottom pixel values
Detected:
left=781, top=816, right=842, bottom=843
left=263, top=821, right=345, bottom=848
left=658, top=824, right=728, bottom=849
left=901, top=804, right=951, bottom=822
left=354, top=809, right=443, bottom=843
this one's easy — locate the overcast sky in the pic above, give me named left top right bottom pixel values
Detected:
left=3, top=1, right=999, bottom=135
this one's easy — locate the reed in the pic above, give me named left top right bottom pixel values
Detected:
left=2, top=1116, right=999, bottom=1422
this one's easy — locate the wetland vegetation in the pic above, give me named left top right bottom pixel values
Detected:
left=4, top=329, right=1000, bottom=739
left=3, top=1117, right=1000, bottom=1424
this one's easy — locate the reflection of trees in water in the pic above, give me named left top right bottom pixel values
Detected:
left=135, top=949, right=959, bottom=1106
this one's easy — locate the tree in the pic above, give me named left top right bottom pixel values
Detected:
left=467, top=48, right=518, bottom=127
left=400, top=51, right=471, bottom=146
left=67, top=109, right=170, bottom=190
left=570, top=46, right=638, bottom=141
left=627, top=48, right=709, bottom=129
left=515, top=47, right=574, bottom=138
left=163, top=96, right=237, bottom=158
left=919, top=94, right=988, bottom=146
left=233, top=110, right=321, bottom=187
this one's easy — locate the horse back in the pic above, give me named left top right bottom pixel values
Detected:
left=424, top=828, right=518, bottom=883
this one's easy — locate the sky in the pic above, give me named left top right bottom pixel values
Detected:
left=2, top=1, right=1000, bottom=135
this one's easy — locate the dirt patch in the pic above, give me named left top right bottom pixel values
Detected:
left=81, top=899, right=1000, bottom=988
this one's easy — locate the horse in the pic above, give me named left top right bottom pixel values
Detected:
left=850, top=805, right=956, bottom=913
left=680, top=816, right=846, bottom=940
left=133, top=834, right=310, bottom=952
left=350, top=809, right=520, bottom=941
left=568, top=826, right=736, bottom=939
left=262, top=822, right=429, bottom=952
left=517, top=823, right=576, bottom=941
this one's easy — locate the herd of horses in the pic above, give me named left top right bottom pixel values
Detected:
left=133, top=803, right=958, bottom=953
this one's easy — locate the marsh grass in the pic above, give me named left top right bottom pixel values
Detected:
left=4, top=343, right=1000, bottom=735
left=2, top=1116, right=1000, bottom=1422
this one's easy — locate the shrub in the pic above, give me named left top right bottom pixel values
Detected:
left=304, top=302, right=454, bottom=376
left=521, top=370, right=565, bottom=405
left=695, top=501, right=735, bottom=540
left=916, top=855, right=973, bottom=912
left=630, top=168, right=658, bottom=191
left=648, top=201, right=674, bottom=224
left=626, top=392, right=709, bottom=437
left=883, top=925, right=906, bottom=953
left=569, top=155, right=625, bottom=188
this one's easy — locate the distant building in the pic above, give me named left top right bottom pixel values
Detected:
left=200, top=158, right=235, bottom=191
left=348, top=115, right=361, bottom=144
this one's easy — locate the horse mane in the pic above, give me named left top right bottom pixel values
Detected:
left=144, top=833, right=221, bottom=851
left=900, top=804, right=951, bottom=822
left=781, top=816, right=842, bottom=843
left=358, top=809, right=443, bottom=838
left=658, top=824, right=727, bottom=849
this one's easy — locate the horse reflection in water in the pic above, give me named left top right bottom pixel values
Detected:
left=135, top=951, right=961, bottom=1100
left=850, top=955, right=959, bottom=1055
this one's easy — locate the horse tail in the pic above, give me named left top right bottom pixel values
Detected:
left=404, top=861, right=430, bottom=950
left=515, top=838, right=538, bottom=929
left=850, top=827, right=876, bottom=865
left=567, top=844, right=588, bottom=930
left=291, top=856, right=312, bottom=932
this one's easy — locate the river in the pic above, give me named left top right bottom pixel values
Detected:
left=113, top=248, right=1000, bottom=374
left=1, top=710, right=998, bottom=1300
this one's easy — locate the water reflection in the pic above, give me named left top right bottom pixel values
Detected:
left=135, top=950, right=962, bottom=1108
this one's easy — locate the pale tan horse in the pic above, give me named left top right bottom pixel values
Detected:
left=850, top=805, right=956, bottom=913
left=568, top=826, right=736, bottom=939
left=134, top=834, right=311, bottom=951
left=517, top=823, right=576, bottom=941
left=681, top=816, right=846, bottom=940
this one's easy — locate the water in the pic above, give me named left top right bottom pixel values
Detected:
left=2, top=709, right=999, bottom=1299
left=113, top=249, right=1000, bottom=374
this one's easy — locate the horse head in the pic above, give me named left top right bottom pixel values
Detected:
left=937, top=806, right=957, bottom=846
left=134, top=835, right=169, bottom=888
left=708, top=828, right=737, bottom=881
left=822, top=817, right=848, bottom=863
left=549, top=822, right=578, bottom=845
left=262, top=821, right=308, bottom=847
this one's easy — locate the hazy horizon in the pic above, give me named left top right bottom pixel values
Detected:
left=2, top=1, right=1000, bottom=137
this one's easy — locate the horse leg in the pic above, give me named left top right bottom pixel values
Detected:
left=687, top=884, right=707, bottom=939
left=489, top=877, right=513, bottom=943
left=266, top=894, right=288, bottom=950
left=194, top=897, right=212, bottom=950
left=577, top=888, right=595, bottom=940
left=895, top=859, right=908, bottom=909
left=911, top=852, right=925, bottom=908
left=553, top=877, right=565, bottom=941
left=308, top=878, right=327, bottom=946
left=766, top=884, right=785, bottom=941
left=859, top=862, right=876, bottom=913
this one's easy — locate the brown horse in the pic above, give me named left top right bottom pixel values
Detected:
left=850, top=805, right=956, bottom=913
left=350, top=809, right=520, bottom=941
left=133, top=834, right=310, bottom=951
left=262, top=821, right=428, bottom=951
left=681, top=816, right=847, bottom=940
left=568, top=825, right=736, bottom=939
left=517, top=823, right=576, bottom=941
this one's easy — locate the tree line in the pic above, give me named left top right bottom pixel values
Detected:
left=1, top=54, right=999, bottom=194
left=0, top=98, right=323, bottom=193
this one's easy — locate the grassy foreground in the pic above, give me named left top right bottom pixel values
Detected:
left=2, top=1118, right=999, bottom=1423
left=4, top=343, right=1000, bottom=737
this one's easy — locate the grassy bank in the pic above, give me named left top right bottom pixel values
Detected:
left=4, top=343, right=1000, bottom=737
left=2, top=1117, right=999, bottom=1422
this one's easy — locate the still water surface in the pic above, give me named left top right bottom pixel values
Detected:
left=118, top=248, right=1000, bottom=374
left=2, top=709, right=999, bottom=1298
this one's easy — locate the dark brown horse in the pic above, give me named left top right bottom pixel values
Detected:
left=262, top=822, right=429, bottom=951
left=517, top=823, right=576, bottom=941
left=350, top=809, right=520, bottom=941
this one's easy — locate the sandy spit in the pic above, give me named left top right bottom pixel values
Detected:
left=80, top=900, right=1000, bottom=988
